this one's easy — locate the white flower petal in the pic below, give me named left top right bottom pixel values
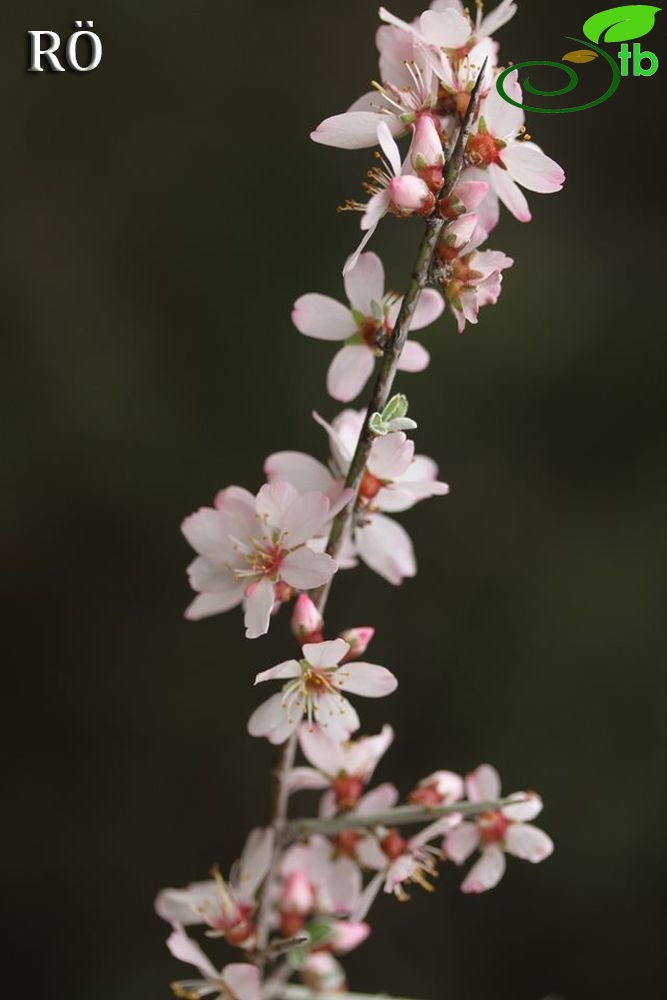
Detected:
left=345, top=724, right=394, bottom=779
left=378, top=120, right=402, bottom=177
left=489, top=161, right=531, bottom=222
left=369, top=432, right=414, bottom=480
left=185, top=588, right=244, bottom=622
left=466, top=764, right=501, bottom=802
left=482, top=69, right=524, bottom=138
left=315, top=690, right=360, bottom=742
left=504, top=823, right=554, bottom=863
left=502, top=792, right=543, bottom=822
left=355, top=782, right=399, bottom=815
left=502, top=141, right=565, bottom=193
left=243, top=577, right=275, bottom=639
left=419, top=9, right=471, bottom=49
left=344, top=252, right=385, bottom=314
left=292, top=293, right=356, bottom=341
left=235, top=828, right=274, bottom=900
left=254, top=659, right=301, bottom=685
left=281, top=547, right=338, bottom=590
left=327, top=345, right=376, bottom=403
left=409, top=288, right=445, bottom=330
left=181, top=508, right=235, bottom=561
left=461, top=845, right=506, bottom=893
left=444, top=822, right=480, bottom=864
left=397, top=340, right=431, bottom=373
left=355, top=513, right=416, bottom=585
left=222, top=964, right=261, bottom=1000
left=264, top=451, right=336, bottom=496
left=298, top=723, right=345, bottom=775
left=311, top=112, right=397, bottom=150
left=334, top=662, right=398, bottom=698
left=288, top=766, right=331, bottom=793
left=303, top=638, right=350, bottom=669
left=167, top=927, right=218, bottom=981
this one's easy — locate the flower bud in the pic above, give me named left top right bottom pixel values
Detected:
left=409, top=770, right=464, bottom=807
left=339, top=626, right=375, bottom=661
left=330, top=920, right=371, bottom=954
left=388, top=174, right=435, bottom=217
left=291, top=594, right=324, bottom=644
left=281, top=871, right=315, bottom=915
left=410, top=114, right=445, bottom=193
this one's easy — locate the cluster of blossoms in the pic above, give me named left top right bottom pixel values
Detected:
left=158, top=3, right=562, bottom=997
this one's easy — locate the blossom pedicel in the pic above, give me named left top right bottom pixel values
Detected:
left=161, top=3, right=563, bottom=996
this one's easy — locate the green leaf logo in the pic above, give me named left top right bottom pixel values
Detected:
left=583, top=5, right=661, bottom=43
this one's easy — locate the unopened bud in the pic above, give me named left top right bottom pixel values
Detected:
left=388, top=174, right=435, bottom=216
left=339, top=626, right=375, bottom=660
left=281, top=871, right=315, bottom=916
left=409, top=770, right=464, bottom=807
left=292, top=594, right=324, bottom=644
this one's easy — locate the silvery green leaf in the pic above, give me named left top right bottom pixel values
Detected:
left=369, top=412, right=389, bottom=436
left=385, top=417, right=418, bottom=432
left=382, top=393, right=410, bottom=423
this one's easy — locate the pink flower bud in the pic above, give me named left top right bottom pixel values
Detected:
left=411, top=114, right=445, bottom=170
left=281, top=871, right=315, bottom=915
left=291, top=594, right=324, bottom=644
left=388, top=174, right=435, bottom=216
left=339, top=626, right=375, bottom=661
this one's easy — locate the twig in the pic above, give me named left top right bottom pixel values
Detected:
left=283, top=796, right=523, bottom=841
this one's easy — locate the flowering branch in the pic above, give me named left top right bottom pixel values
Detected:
left=157, top=4, right=566, bottom=998
left=317, top=59, right=487, bottom=595
left=283, top=796, right=525, bottom=842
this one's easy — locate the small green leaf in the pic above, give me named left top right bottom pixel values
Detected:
left=562, top=48, right=599, bottom=62
left=306, top=918, right=336, bottom=947
left=382, top=393, right=409, bottom=424
left=583, top=5, right=661, bottom=44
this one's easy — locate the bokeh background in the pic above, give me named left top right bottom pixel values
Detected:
left=3, top=2, right=666, bottom=998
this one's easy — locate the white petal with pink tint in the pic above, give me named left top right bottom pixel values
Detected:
left=298, top=724, right=345, bottom=776
left=466, top=764, right=501, bottom=802
left=281, top=547, right=338, bottom=590
left=311, top=112, right=401, bottom=150
left=502, top=141, right=565, bottom=193
left=398, top=340, right=431, bottom=373
left=369, top=432, right=414, bottom=480
left=355, top=782, right=399, bottom=814
left=488, top=162, right=531, bottom=222
left=444, top=821, right=481, bottom=864
left=483, top=70, right=524, bottom=138
left=288, top=766, right=330, bottom=793
left=327, top=345, right=376, bottom=403
left=344, top=252, right=385, bottom=314
left=185, top=587, right=244, bottom=622
left=292, top=293, right=356, bottom=341
left=167, top=927, right=218, bottom=981
left=223, top=964, right=261, bottom=1000
left=461, top=845, right=506, bottom=893
left=303, top=638, right=350, bottom=669
left=316, top=690, right=361, bottom=742
left=243, top=577, right=275, bottom=639
left=254, top=659, right=301, bottom=685
left=504, top=823, right=554, bottom=863
left=502, top=792, right=544, bottom=822
left=264, top=451, right=335, bottom=497
left=419, top=9, right=471, bottom=48
left=410, top=288, right=445, bottom=330
left=355, top=513, right=417, bottom=585
left=334, top=661, right=398, bottom=697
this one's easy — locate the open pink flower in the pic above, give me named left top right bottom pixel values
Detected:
left=443, top=764, right=554, bottom=893
left=293, top=252, right=443, bottom=402
left=436, top=212, right=513, bottom=332
left=155, top=828, right=273, bottom=949
left=266, top=410, right=449, bottom=585
left=247, top=639, right=397, bottom=745
left=464, top=70, right=565, bottom=226
left=430, top=0, right=517, bottom=41
left=166, top=927, right=260, bottom=1000
left=409, top=769, right=465, bottom=807
left=182, top=480, right=351, bottom=638
left=289, top=722, right=395, bottom=814
left=378, top=814, right=460, bottom=899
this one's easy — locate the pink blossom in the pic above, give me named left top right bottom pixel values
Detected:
left=443, top=764, right=554, bottom=893
left=155, top=828, right=273, bottom=949
left=293, top=251, right=443, bottom=402
left=339, top=626, right=375, bottom=660
left=182, top=480, right=351, bottom=638
left=464, top=70, right=565, bottom=226
left=266, top=410, right=449, bottom=585
left=378, top=814, right=460, bottom=899
left=289, top=722, right=395, bottom=813
left=166, top=927, right=260, bottom=1000
left=247, top=639, right=398, bottom=745
left=281, top=835, right=363, bottom=917
left=436, top=212, right=513, bottom=332
left=409, top=769, right=465, bottom=807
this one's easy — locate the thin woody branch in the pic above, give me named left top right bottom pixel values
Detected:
left=282, top=795, right=524, bottom=842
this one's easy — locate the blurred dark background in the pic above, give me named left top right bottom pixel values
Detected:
left=3, top=2, right=666, bottom=998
